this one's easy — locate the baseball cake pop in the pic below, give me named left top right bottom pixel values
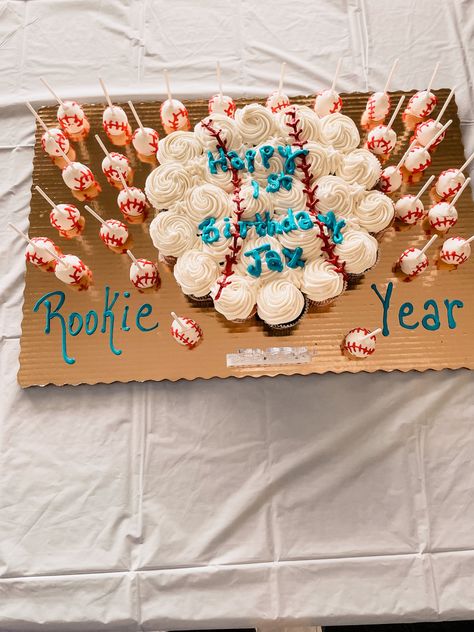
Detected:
left=160, top=70, right=191, bottom=134
left=343, top=327, right=381, bottom=358
left=36, top=186, right=85, bottom=239
left=117, top=186, right=148, bottom=223
left=361, top=59, right=398, bottom=130
left=54, top=253, right=93, bottom=290
left=84, top=205, right=131, bottom=254
left=9, top=224, right=62, bottom=273
left=413, top=88, right=454, bottom=151
left=27, top=102, right=75, bottom=169
left=397, top=235, right=438, bottom=278
left=366, top=95, right=404, bottom=161
left=128, top=100, right=159, bottom=161
left=402, top=120, right=452, bottom=184
left=99, top=78, right=132, bottom=145
left=127, top=250, right=160, bottom=292
left=266, top=62, right=291, bottom=114
left=40, top=77, right=90, bottom=141
left=394, top=176, right=434, bottom=224
left=403, top=62, right=439, bottom=131
left=96, top=134, right=133, bottom=189
left=428, top=177, right=470, bottom=233
left=431, top=151, right=474, bottom=203
left=313, top=58, right=343, bottom=117
left=170, top=312, right=203, bottom=349
left=440, top=236, right=473, bottom=267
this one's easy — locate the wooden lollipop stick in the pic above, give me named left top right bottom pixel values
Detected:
left=278, top=62, right=286, bottom=95
left=126, top=249, right=144, bottom=270
left=99, top=78, right=114, bottom=109
left=35, top=185, right=68, bottom=216
left=128, top=100, right=144, bottom=132
left=39, top=77, right=64, bottom=106
left=435, top=88, right=455, bottom=123
left=84, top=204, right=110, bottom=227
left=26, top=101, right=71, bottom=164
left=387, top=95, right=405, bottom=129
left=359, top=327, right=382, bottom=343
left=331, top=58, right=342, bottom=92
left=427, top=62, right=440, bottom=92
left=425, top=119, right=452, bottom=151
left=447, top=177, right=471, bottom=211
left=216, top=61, right=223, bottom=98
left=163, top=69, right=172, bottom=102
left=459, top=150, right=474, bottom=173
left=418, top=234, right=438, bottom=258
left=171, top=311, right=188, bottom=330
left=384, top=58, right=399, bottom=93
left=414, top=175, right=435, bottom=202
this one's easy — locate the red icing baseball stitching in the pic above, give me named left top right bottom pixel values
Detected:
left=73, top=169, right=94, bottom=191
left=50, top=205, right=81, bottom=232
left=430, top=216, right=456, bottom=229
left=329, top=96, right=342, bottom=114
left=164, top=108, right=189, bottom=131
left=284, top=107, right=347, bottom=278
left=345, top=342, right=375, bottom=355
left=367, top=136, right=392, bottom=154
left=442, top=250, right=468, bottom=264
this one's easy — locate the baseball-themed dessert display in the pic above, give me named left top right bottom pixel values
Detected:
left=40, top=77, right=91, bottom=142
left=27, top=102, right=75, bottom=168
left=361, top=59, right=398, bottom=130
left=99, top=78, right=132, bottom=146
left=427, top=177, right=471, bottom=232
left=160, top=70, right=191, bottom=134
left=170, top=312, right=203, bottom=348
left=394, top=175, right=435, bottom=224
left=343, top=327, right=382, bottom=358
left=396, top=235, right=438, bottom=278
left=402, top=63, right=439, bottom=131
left=313, top=58, right=343, bottom=117
left=36, top=185, right=86, bottom=239
left=16, top=78, right=474, bottom=387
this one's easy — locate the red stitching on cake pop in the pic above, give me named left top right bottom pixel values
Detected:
left=132, top=261, right=158, bottom=288
left=367, top=135, right=392, bottom=154
left=120, top=195, right=147, bottom=215
left=171, top=318, right=202, bottom=347
left=164, top=108, right=189, bottom=131
left=406, top=92, right=438, bottom=119
left=103, top=120, right=129, bottom=134
left=442, top=250, right=468, bottom=264
left=73, top=168, right=94, bottom=191
left=59, top=112, right=84, bottom=131
left=345, top=342, right=375, bottom=355
left=329, top=96, right=342, bottom=114
left=101, top=222, right=127, bottom=247
left=50, top=205, right=81, bottom=233
left=430, top=215, right=457, bottom=229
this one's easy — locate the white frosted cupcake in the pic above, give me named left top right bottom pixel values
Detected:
left=336, top=149, right=382, bottom=189
left=272, top=178, right=307, bottom=215
left=234, top=103, right=278, bottom=146
left=145, top=161, right=193, bottom=210
left=314, top=175, right=354, bottom=218
left=257, top=279, right=308, bottom=329
left=231, top=183, right=275, bottom=220
left=149, top=211, right=198, bottom=260
left=173, top=250, right=221, bottom=300
left=353, top=190, right=395, bottom=235
left=194, top=113, right=243, bottom=151
left=293, top=141, right=330, bottom=181
left=334, top=226, right=379, bottom=277
left=157, top=130, right=203, bottom=164
left=183, top=183, right=231, bottom=224
left=201, top=219, right=234, bottom=263
left=319, top=113, right=360, bottom=154
left=278, top=104, right=320, bottom=144
left=211, top=274, right=258, bottom=322
left=301, top=257, right=346, bottom=305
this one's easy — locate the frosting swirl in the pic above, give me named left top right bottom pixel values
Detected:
left=149, top=211, right=197, bottom=257
left=272, top=178, right=307, bottom=215
left=201, top=219, right=234, bottom=262
left=183, top=183, right=231, bottom=223
left=234, top=103, right=278, bottom=146
left=293, top=142, right=330, bottom=180
left=319, top=113, right=360, bottom=153
left=257, top=279, right=305, bottom=325
left=278, top=222, right=324, bottom=260
left=336, top=149, right=382, bottom=189
left=194, top=113, right=243, bottom=151
left=145, top=161, right=193, bottom=210
left=278, top=105, right=320, bottom=143
left=315, top=175, right=354, bottom=218
left=173, top=250, right=221, bottom=297
left=211, top=274, right=258, bottom=320
left=353, top=191, right=394, bottom=233
left=334, top=227, right=378, bottom=274
left=157, top=131, right=203, bottom=164
left=232, top=183, right=274, bottom=220
left=301, top=258, right=345, bottom=302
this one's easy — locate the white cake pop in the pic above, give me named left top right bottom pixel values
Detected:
left=102, top=105, right=130, bottom=137
left=50, top=203, right=83, bottom=236
left=414, top=119, right=445, bottom=149
left=128, top=254, right=160, bottom=290
left=170, top=312, right=203, bottom=349
left=403, top=145, right=432, bottom=174
left=118, top=187, right=148, bottom=218
left=160, top=98, right=190, bottom=134
left=132, top=127, right=159, bottom=156
left=428, top=202, right=458, bottom=232
left=57, top=100, right=88, bottom=135
left=394, top=176, right=434, bottom=224
left=404, top=90, right=437, bottom=119
left=435, top=169, right=465, bottom=200
left=101, top=152, right=131, bottom=183
left=344, top=327, right=380, bottom=358
left=54, top=254, right=92, bottom=288
left=25, top=237, right=61, bottom=270
left=41, top=128, right=70, bottom=157
left=440, top=236, right=472, bottom=266
left=397, top=235, right=437, bottom=277
left=364, top=91, right=391, bottom=123
left=62, top=161, right=96, bottom=191
left=208, top=62, right=236, bottom=118
left=367, top=125, right=397, bottom=156
left=314, top=58, right=343, bottom=117
left=99, top=219, right=129, bottom=249
left=266, top=90, right=291, bottom=114
left=378, top=165, right=403, bottom=194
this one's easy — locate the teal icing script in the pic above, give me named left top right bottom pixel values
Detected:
left=317, top=210, right=346, bottom=244
left=371, top=281, right=464, bottom=336
left=33, top=286, right=159, bottom=365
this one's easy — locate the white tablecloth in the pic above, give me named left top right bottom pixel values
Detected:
left=1, top=1, right=474, bottom=629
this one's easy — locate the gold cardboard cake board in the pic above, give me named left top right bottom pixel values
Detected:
left=18, top=90, right=474, bottom=387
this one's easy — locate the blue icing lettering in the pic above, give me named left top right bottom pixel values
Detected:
left=245, top=149, right=256, bottom=172
left=199, top=217, right=220, bottom=244
left=371, top=282, right=393, bottom=336
left=259, top=145, right=274, bottom=169
left=68, top=312, right=83, bottom=336
left=399, top=302, right=419, bottom=330
left=278, top=145, right=308, bottom=175
left=317, top=210, right=345, bottom=244
left=422, top=299, right=440, bottom=331
left=282, top=246, right=305, bottom=269
left=265, top=249, right=284, bottom=272
left=444, top=299, right=463, bottom=328
left=136, top=304, right=159, bottom=332
left=101, top=287, right=122, bottom=356
left=85, top=310, right=99, bottom=335
left=207, top=148, right=228, bottom=174
left=251, top=179, right=260, bottom=199
left=265, top=172, right=293, bottom=193
left=244, top=243, right=271, bottom=278
left=227, top=150, right=245, bottom=170
left=33, top=290, right=74, bottom=365
left=296, top=211, right=313, bottom=230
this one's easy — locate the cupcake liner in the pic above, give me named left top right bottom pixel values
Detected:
left=187, top=292, right=213, bottom=305
left=345, top=249, right=380, bottom=283
left=158, top=253, right=177, bottom=266
left=229, top=305, right=257, bottom=324
left=265, top=296, right=309, bottom=330
left=306, top=280, right=348, bottom=307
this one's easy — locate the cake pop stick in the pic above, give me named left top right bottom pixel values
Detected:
left=314, top=58, right=343, bottom=117
left=459, top=151, right=474, bottom=173
left=394, top=175, right=435, bottom=224
left=209, top=62, right=237, bottom=118
left=35, top=185, right=85, bottom=238
left=384, top=58, right=399, bottom=94
left=433, top=151, right=474, bottom=202
left=428, top=177, right=470, bottom=232
left=39, top=77, right=90, bottom=140
left=404, top=120, right=451, bottom=176
left=378, top=140, right=417, bottom=194
left=361, top=59, right=399, bottom=130
left=26, top=101, right=73, bottom=164
left=171, top=311, right=188, bottom=330
left=427, top=62, right=440, bottom=93
left=418, top=234, right=438, bottom=257
left=161, top=70, right=191, bottom=133
left=99, top=78, right=132, bottom=145
left=403, top=63, right=440, bottom=129
left=414, top=89, right=455, bottom=149
left=266, top=61, right=291, bottom=114
left=366, top=95, right=405, bottom=158
left=170, top=312, right=203, bottom=348
left=128, top=100, right=159, bottom=158
left=9, top=223, right=62, bottom=272
left=84, top=204, right=130, bottom=253
left=95, top=134, right=132, bottom=188
left=127, top=249, right=160, bottom=292
left=359, top=327, right=382, bottom=343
